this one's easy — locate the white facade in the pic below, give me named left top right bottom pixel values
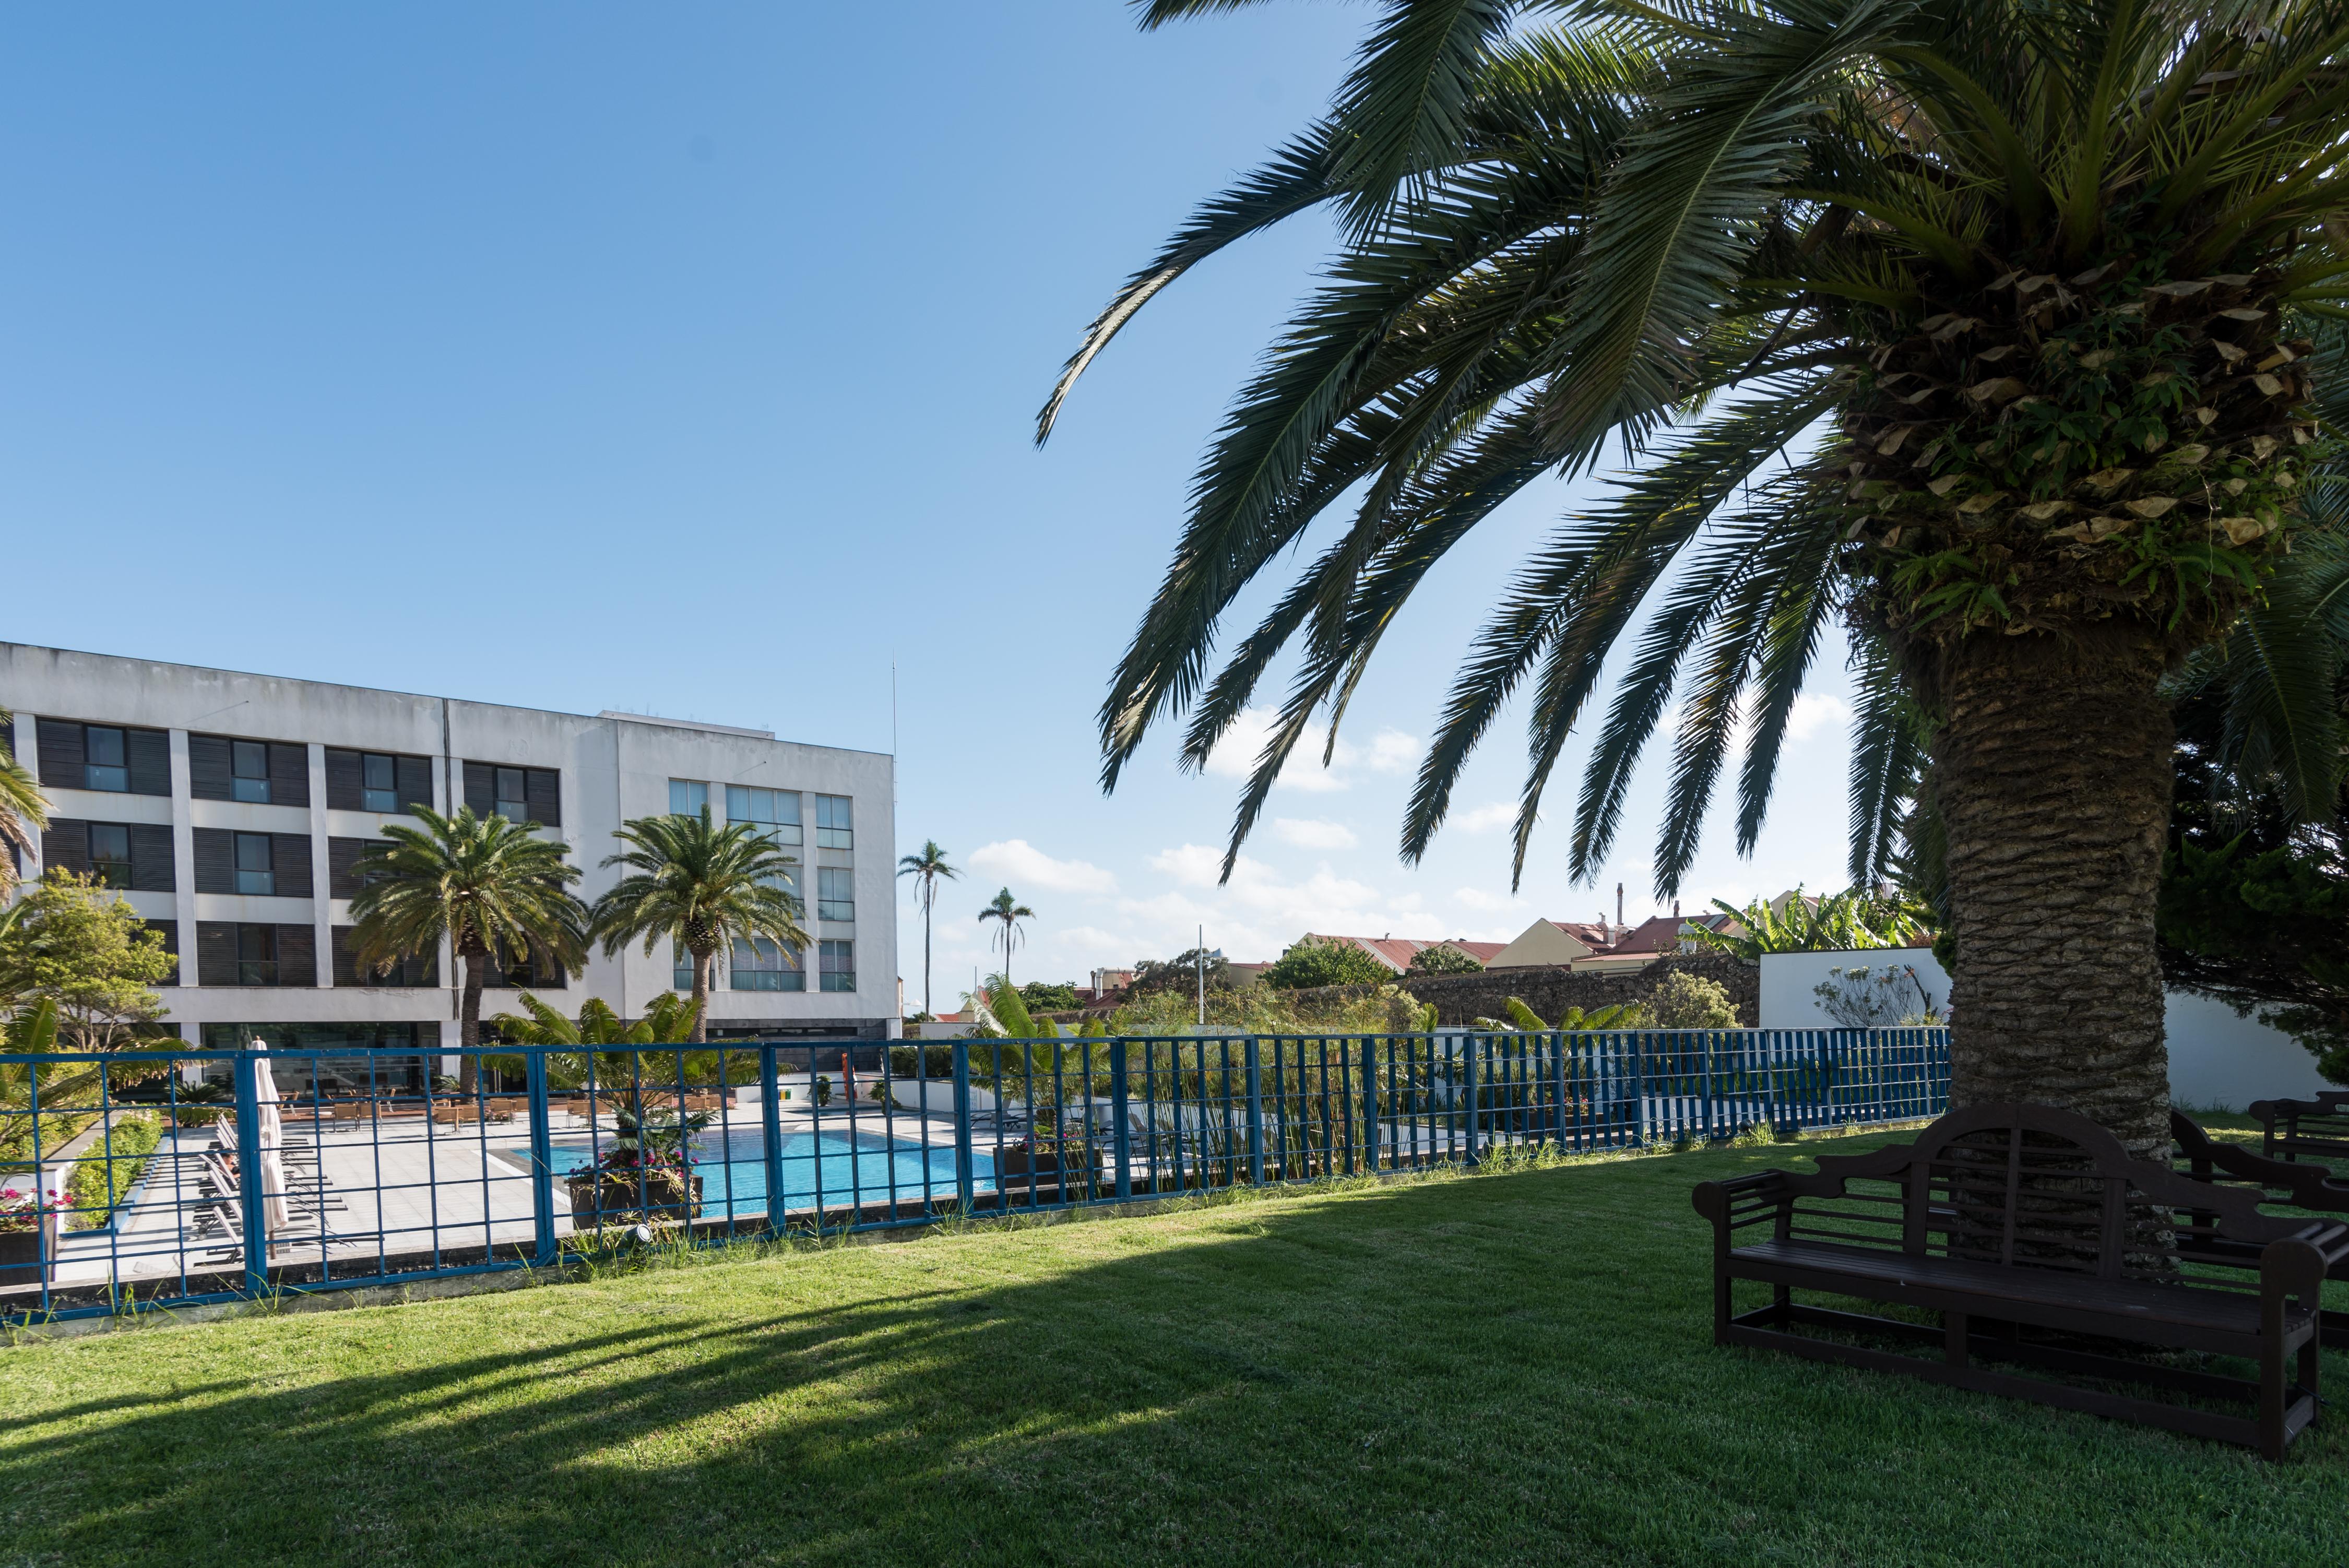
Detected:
left=2, top=642, right=896, bottom=1047
left=1759, top=947, right=2336, bottom=1110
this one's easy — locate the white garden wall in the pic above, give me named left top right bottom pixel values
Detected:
left=1759, top=948, right=2337, bottom=1111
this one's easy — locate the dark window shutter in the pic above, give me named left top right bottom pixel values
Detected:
left=331, top=926, right=359, bottom=987
left=272, top=833, right=313, bottom=899
left=126, top=728, right=171, bottom=795
left=324, top=749, right=363, bottom=810
left=35, top=719, right=82, bottom=786
left=188, top=734, right=233, bottom=800
left=196, top=922, right=237, bottom=987
left=329, top=837, right=371, bottom=898
left=130, top=824, right=176, bottom=892
left=463, top=761, right=494, bottom=817
left=277, top=924, right=317, bottom=988
left=396, top=755, right=433, bottom=815
left=268, top=743, right=309, bottom=807
left=145, top=920, right=180, bottom=985
left=526, top=769, right=562, bottom=827
left=41, top=818, right=89, bottom=876
left=192, top=828, right=235, bottom=894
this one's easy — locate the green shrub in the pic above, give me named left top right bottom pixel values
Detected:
left=65, top=1113, right=162, bottom=1229
left=887, top=1044, right=957, bottom=1079
left=1261, top=937, right=1394, bottom=990
left=1406, top=943, right=1484, bottom=976
left=1647, top=971, right=1739, bottom=1029
left=1018, top=981, right=1082, bottom=1014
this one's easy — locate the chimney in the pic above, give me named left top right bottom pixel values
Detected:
left=1616, top=882, right=1624, bottom=931
left=1672, top=898, right=1681, bottom=918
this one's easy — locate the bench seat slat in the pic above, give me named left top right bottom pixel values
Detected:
left=1727, top=1237, right=2311, bottom=1342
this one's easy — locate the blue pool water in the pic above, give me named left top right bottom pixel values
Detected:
left=549, top=1127, right=990, bottom=1214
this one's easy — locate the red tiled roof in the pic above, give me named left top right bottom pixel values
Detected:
left=1305, top=934, right=1509, bottom=972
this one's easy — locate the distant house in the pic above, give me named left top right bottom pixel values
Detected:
left=1301, top=933, right=1510, bottom=974
left=1482, top=909, right=1742, bottom=971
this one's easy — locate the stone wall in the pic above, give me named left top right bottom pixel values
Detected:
left=1398, top=952, right=1760, bottom=1026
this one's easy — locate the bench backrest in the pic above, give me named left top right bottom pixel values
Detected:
left=1783, top=1103, right=2315, bottom=1284
left=2248, top=1090, right=2349, bottom=1165
left=2173, top=1110, right=2349, bottom=1214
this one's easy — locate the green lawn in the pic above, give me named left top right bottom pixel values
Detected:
left=3, top=1129, right=2343, bottom=1567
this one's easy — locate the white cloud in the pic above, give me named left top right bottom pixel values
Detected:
left=1366, top=729, right=1419, bottom=774
left=1202, top=708, right=1418, bottom=794
left=968, top=839, right=1118, bottom=895
left=1136, top=842, right=1434, bottom=961
left=1456, top=801, right=1516, bottom=834
left=1274, top=817, right=1359, bottom=850
left=1454, top=885, right=1523, bottom=912
left=1788, top=693, right=1853, bottom=742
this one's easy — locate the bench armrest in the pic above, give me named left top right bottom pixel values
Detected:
left=2260, top=1224, right=2345, bottom=1308
left=1692, top=1171, right=1791, bottom=1239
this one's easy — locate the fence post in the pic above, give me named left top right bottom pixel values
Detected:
left=1462, top=1033, right=1481, bottom=1168
left=761, top=1046, right=787, bottom=1234
left=1360, top=1038, right=1379, bottom=1174
left=1552, top=1032, right=1569, bottom=1151
left=526, top=1050, right=555, bottom=1264
left=1110, top=1038, right=1132, bottom=1202
left=953, top=1042, right=976, bottom=1211
left=232, top=1053, right=268, bottom=1299
left=1244, top=1038, right=1264, bottom=1186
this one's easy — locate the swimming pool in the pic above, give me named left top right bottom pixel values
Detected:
left=548, top=1127, right=990, bottom=1216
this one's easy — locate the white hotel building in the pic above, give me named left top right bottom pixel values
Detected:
left=2, top=643, right=898, bottom=1053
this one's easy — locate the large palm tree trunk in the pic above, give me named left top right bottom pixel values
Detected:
left=689, top=951, right=712, bottom=1045
left=1929, top=622, right=2175, bottom=1161
left=458, top=951, right=487, bottom=1094
left=922, top=891, right=933, bottom=1018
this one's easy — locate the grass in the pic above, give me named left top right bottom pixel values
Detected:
left=2, top=1125, right=2344, bottom=1566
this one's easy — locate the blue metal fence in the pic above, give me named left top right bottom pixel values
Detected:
left=0, top=1027, right=1948, bottom=1323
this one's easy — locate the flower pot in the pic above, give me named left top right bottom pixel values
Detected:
left=565, top=1168, right=703, bottom=1228
left=0, top=1218, right=56, bottom=1290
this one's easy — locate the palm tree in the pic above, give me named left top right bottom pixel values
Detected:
left=589, top=806, right=809, bottom=1045
left=977, top=888, right=1034, bottom=985
left=897, top=840, right=960, bottom=1017
left=348, top=805, right=588, bottom=1090
left=1041, top=1, right=2349, bottom=1157
left=0, top=708, right=47, bottom=893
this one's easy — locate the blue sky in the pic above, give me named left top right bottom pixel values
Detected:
left=1, top=4, right=1858, bottom=1002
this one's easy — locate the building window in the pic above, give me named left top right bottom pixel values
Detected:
left=360, top=754, right=398, bottom=812
left=326, top=749, right=431, bottom=814
left=726, top=785, right=801, bottom=845
left=38, top=720, right=170, bottom=797
left=231, top=740, right=271, bottom=803
left=817, top=866, right=854, bottom=923
left=87, top=823, right=133, bottom=887
left=84, top=727, right=129, bottom=792
left=814, top=794, right=852, bottom=850
left=233, top=833, right=275, bottom=896
left=819, top=939, right=855, bottom=993
left=463, top=762, right=561, bottom=827
left=670, top=778, right=709, bottom=816
left=195, top=921, right=314, bottom=987
left=238, top=924, right=277, bottom=986
left=732, top=937, right=804, bottom=992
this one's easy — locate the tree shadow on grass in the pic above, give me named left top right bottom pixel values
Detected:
left=4, top=1158, right=2346, bottom=1567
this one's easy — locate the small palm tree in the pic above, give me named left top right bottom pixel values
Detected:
left=0, top=708, right=48, bottom=893
left=349, top=806, right=588, bottom=1090
left=589, top=807, right=809, bottom=1045
left=977, top=888, right=1034, bottom=985
left=897, top=840, right=960, bottom=1018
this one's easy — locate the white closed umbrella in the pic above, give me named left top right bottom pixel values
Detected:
left=250, top=1041, right=291, bottom=1236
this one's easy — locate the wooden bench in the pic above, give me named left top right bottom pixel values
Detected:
left=2173, top=1109, right=2349, bottom=1349
left=1693, top=1102, right=2346, bottom=1459
left=2250, top=1090, right=2349, bottom=1167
